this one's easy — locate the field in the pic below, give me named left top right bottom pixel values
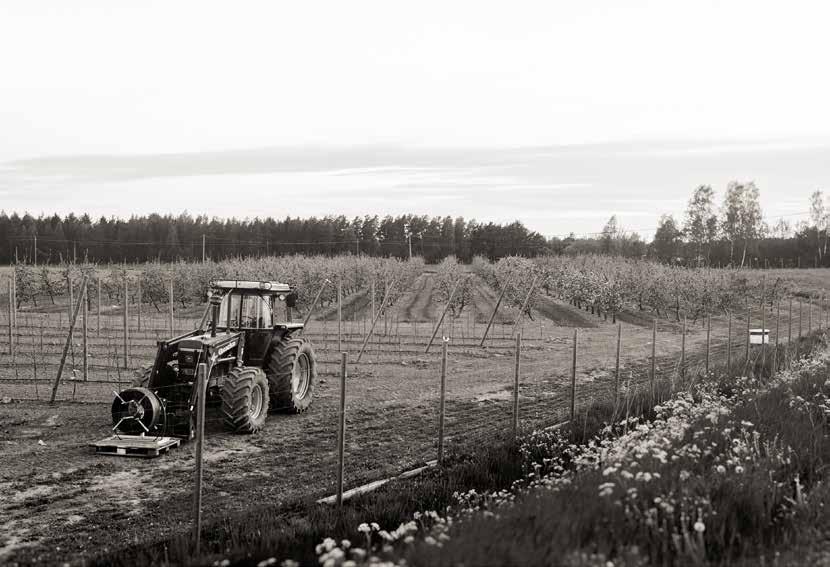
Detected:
left=1, top=260, right=827, bottom=565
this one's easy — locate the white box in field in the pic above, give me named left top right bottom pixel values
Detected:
left=749, top=328, right=770, bottom=345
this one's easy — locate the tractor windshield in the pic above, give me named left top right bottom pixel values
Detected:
left=217, top=293, right=273, bottom=329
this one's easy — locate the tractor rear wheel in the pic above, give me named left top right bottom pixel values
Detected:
left=266, top=336, right=316, bottom=412
left=221, top=366, right=269, bottom=433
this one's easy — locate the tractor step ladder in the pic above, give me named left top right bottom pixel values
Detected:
left=91, top=435, right=180, bottom=458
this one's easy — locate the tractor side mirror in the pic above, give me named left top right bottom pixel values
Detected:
left=285, top=292, right=298, bottom=308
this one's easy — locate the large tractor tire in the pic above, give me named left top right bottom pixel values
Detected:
left=266, top=336, right=316, bottom=412
left=221, top=366, right=269, bottom=433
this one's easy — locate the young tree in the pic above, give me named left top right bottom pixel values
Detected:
left=721, top=181, right=764, bottom=268
left=683, top=185, right=718, bottom=264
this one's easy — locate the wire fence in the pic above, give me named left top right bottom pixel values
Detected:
left=1, top=281, right=827, bottom=557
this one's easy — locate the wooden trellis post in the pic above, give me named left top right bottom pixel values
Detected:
left=50, top=275, right=89, bottom=403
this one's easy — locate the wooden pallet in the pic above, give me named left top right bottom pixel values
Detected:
left=91, top=435, right=180, bottom=458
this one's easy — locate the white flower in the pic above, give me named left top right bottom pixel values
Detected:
left=357, top=523, right=371, bottom=534
left=735, top=465, right=745, bottom=474
left=694, top=521, right=705, bottom=533
left=716, top=465, right=726, bottom=474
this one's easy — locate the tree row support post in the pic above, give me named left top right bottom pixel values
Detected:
left=356, top=282, right=395, bottom=363
left=302, top=279, right=331, bottom=329
left=426, top=277, right=463, bottom=353
left=50, top=275, right=89, bottom=403
left=336, top=352, right=347, bottom=508
left=192, top=362, right=207, bottom=553
left=512, top=333, right=521, bottom=438
left=479, top=278, right=513, bottom=347
left=614, top=323, right=621, bottom=403
left=511, top=275, right=540, bottom=338
left=570, top=329, right=578, bottom=424
left=437, top=339, right=448, bottom=466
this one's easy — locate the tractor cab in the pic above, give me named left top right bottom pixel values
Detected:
left=207, top=280, right=302, bottom=366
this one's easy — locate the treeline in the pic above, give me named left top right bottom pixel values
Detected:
left=556, top=183, right=830, bottom=268
left=0, top=212, right=548, bottom=264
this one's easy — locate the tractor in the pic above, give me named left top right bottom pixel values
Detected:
left=110, top=280, right=317, bottom=440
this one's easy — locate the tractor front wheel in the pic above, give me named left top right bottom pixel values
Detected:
left=266, top=336, right=316, bottom=412
left=221, top=366, right=269, bottom=433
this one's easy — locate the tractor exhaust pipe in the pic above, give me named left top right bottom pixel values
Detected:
left=209, top=293, right=222, bottom=337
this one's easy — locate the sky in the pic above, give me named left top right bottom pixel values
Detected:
left=2, top=1, right=830, bottom=238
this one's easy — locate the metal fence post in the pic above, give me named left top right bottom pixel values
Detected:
left=570, top=329, right=578, bottom=424
left=788, top=297, right=793, bottom=368
left=512, top=333, right=521, bottom=438
left=124, top=278, right=129, bottom=368
left=726, top=311, right=732, bottom=374
left=614, top=323, right=621, bottom=403
left=650, top=318, right=657, bottom=397
left=680, top=315, right=686, bottom=378
left=438, top=339, right=447, bottom=465
left=169, top=280, right=175, bottom=335
left=705, top=314, right=711, bottom=375
left=745, top=304, right=751, bottom=369
left=774, top=299, right=781, bottom=374
left=336, top=352, right=347, bottom=508
left=83, top=280, right=88, bottom=381
left=7, top=280, right=13, bottom=357
left=337, top=277, right=343, bottom=353
left=193, top=362, right=207, bottom=553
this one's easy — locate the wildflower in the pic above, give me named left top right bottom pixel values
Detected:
left=370, top=522, right=380, bottom=531
left=716, top=465, right=726, bottom=474
left=694, top=521, right=705, bottom=533
left=679, top=470, right=690, bottom=481
left=735, top=465, right=744, bottom=474
left=424, top=536, right=437, bottom=546
left=598, top=482, right=615, bottom=497
left=357, top=523, right=371, bottom=534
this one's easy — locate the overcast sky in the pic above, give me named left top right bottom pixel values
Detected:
left=2, top=1, right=830, bottom=237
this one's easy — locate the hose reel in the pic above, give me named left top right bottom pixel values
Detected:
left=111, top=387, right=166, bottom=436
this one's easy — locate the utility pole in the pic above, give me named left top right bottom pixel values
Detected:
left=202, top=234, right=206, bottom=263
left=33, top=234, right=37, bottom=267
left=404, top=222, right=412, bottom=260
